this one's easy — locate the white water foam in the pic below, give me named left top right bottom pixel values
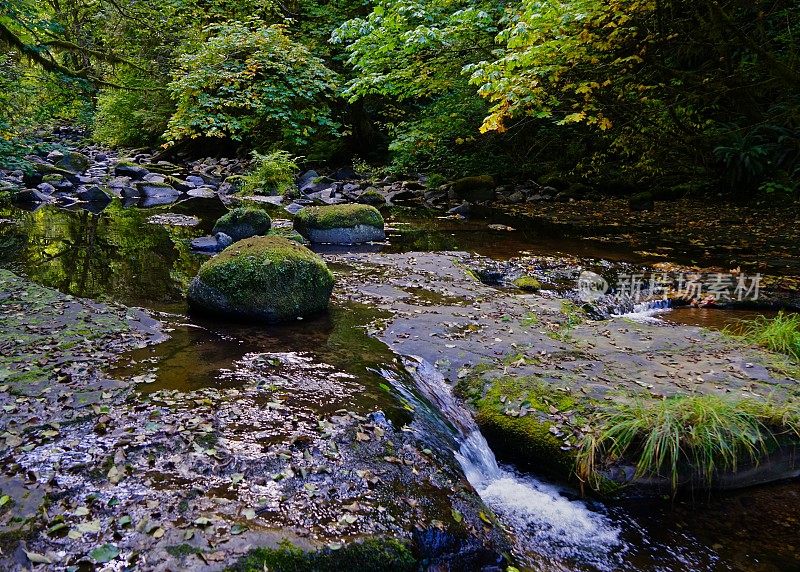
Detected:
left=399, top=357, right=625, bottom=569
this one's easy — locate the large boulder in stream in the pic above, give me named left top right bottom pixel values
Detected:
left=54, top=151, right=90, bottom=174
left=187, top=236, right=334, bottom=322
left=293, top=204, right=385, bottom=244
left=451, top=175, right=495, bottom=203
left=212, top=207, right=272, bottom=242
left=135, top=181, right=180, bottom=198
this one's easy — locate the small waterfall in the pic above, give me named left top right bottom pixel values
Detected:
left=382, top=357, right=625, bottom=570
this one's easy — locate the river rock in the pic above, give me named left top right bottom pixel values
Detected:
left=356, top=188, right=387, bottom=206
left=212, top=207, right=272, bottom=242
left=190, top=232, right=233, bottom=253
left=451, top=175, right=496, bottom=203
left=54, top=151, right=90, bottom=174
left=293, top=204, right=385, bottom=244
left=77, top=185, right=112, bottom=204
left=187, top=236, right=335, bottom=322
left=114, top=162, right=149, bottom=179
left=135, top=181, right=180, bottom=198
left=13, top=189, right=53, bottom=204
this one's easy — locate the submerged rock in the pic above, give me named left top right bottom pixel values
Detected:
left=187, top=236, right=334, bottom=321
left=294, top=204, right=385, bottom=244
left=212, top=206, right=272, bottom=242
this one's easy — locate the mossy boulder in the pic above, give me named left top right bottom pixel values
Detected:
left=212, top=207, right=272, bottom=242
left=54, top=151, right=90, bottom=174
left=356, top=187, right=387, bottom=206
left=219, top=175, right=248, bottom=195
left=187, top=236, right=334, bottom=322
left=230, top=538, right=416, bottom=572
left=294, top=204, right=385, bottom=244
left=451, top=175, right=495, bottom=203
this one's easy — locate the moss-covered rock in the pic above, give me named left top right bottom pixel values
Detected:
left=456, top=373, right=579, bottom=481
left=212, top=207, right=272, bottom=242
left=451, top=175, right=495, bottom=203
left=54, top=151, right=90, bottom=174
left=187, top=236, right=334, bottom=322
left=219, top=174, right=248, bottom=195
left=356, top=187, right=386, bottom=206
left=229, top=539, right=417, bottom=572
left=294, top=204, right=385, bottom=244
left=513, top=276, right=541, bottom=291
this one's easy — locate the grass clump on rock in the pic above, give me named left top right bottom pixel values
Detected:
left=576, top=394, right=800, bottom=492
left=212, top=207, right=272, bottom=242
left=732, top=311, right=800, bottom=361
left=294, top=204, right=385, bottom=244
left=187, top=236, right=334, bottom=322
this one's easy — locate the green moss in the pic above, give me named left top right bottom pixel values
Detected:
left=212, top=207, right=272, bottom=242
left=229, top=538, right=416, bottom=572
left=166, top=544, right=204, bottom=558
left=268, top=227, right=308, bottom=245
left=356, top=188, right=386, bottom=206
left=456, top=373, right=580, bottom=480
left=42, top=174, right=64, bottom=184
left=189, top=236, right=335, bottom=322
left=294, top=204, right=384, bottom=233
left=513, top=276, right=541, bottom=291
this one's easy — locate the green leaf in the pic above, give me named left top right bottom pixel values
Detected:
left=90, top=544, right=120, bottom=564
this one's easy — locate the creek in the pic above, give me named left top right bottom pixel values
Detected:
left=1, top=197, right=798, bottom=570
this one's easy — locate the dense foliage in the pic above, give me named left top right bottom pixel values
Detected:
left=1, top=0, right=798, bottom=195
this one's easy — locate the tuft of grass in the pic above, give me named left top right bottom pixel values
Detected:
left=731, top=312, right=800, bottom=361
left=242, top=150, right=299, bottom=196
left=577, top=394, right=800, bottom=492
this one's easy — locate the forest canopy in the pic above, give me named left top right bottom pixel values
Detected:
left=1, top=0, right=798, bottom=194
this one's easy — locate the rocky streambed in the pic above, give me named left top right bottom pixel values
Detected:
left=2, top=133, right=800, bottom=571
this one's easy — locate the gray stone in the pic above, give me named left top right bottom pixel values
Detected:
left=303, top=225, right=385, bottom=245
left=114, top=163, right=149, bottom=179
left=13, top=189, right=53, bottom=204
left=447, top=202, right=471, bottom=216
left=77, top=186, right=111, bottom=204
left=136, top=182, right=180, bottom=198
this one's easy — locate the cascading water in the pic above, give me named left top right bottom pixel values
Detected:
left=380, top=357, right=626, bottom=570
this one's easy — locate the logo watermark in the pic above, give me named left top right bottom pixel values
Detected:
left=578, top=271, right=761, bottom=303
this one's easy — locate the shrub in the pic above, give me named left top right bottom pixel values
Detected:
left=94, top=71, right=174, bottom=147
left=165, top=20, right=339, bottom=149
left=241, top=151, right=299, bottom=196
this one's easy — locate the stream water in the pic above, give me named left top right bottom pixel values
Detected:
left=2, top=198, right=799, bottom=570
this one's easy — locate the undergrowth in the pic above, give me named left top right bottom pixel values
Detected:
left=241, top=150, right=299, bottom=196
